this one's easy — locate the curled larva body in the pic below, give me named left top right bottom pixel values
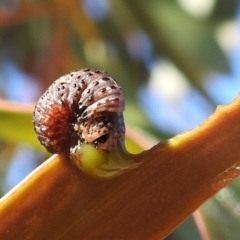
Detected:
left=33, top=68, right=125, bottom=154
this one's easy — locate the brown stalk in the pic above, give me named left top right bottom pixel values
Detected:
left=1, top=95, right=240, bottom=239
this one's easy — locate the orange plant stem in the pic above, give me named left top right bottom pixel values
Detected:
left=1, top=96, right=240, bottom=239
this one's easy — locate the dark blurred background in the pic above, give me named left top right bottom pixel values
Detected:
left=1, top=0, right=240, bottom=239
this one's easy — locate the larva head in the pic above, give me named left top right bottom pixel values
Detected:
left=75, top=112, right=125, bottom=151
left=33, top=68, right=125, bottom=154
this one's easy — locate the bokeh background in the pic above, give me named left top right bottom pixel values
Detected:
left=1, top=0, right=240, bottom=239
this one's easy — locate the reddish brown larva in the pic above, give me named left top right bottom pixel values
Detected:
left=33, top=69, right=125, bottom=154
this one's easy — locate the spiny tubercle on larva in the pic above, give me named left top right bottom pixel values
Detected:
left=33, top=68, right=125, bottom=154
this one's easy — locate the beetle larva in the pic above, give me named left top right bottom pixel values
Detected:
left=33, top=68, right=125, bottom=154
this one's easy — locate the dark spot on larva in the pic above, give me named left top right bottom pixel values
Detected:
left=77, top=86, right=81, bottom=91
left=87, top=89, right=91, bottom=94
left=88, top=95, right=93, bottom=102
left=80, top=80, right=85, bottom=84
left=88, top=73, right=93, bottom=76
left=82, top=111, right=88, bottom=118
left=75, top=105, right=87, bottom=117
left=57, top=87, right=61, bottom=91
left=94, top=70, right=101, bottom=73
left=93, top=81, right=99, bottom=86
left=95, top=134, right=109, bottom=145
left=70, top=73, right=74, bottom=77
left=61, top=85, right=65, bottom=90
left=111, top=85, right=117, bottom=89
left=83, top=68, right=90, bottom=72
left=102, top=77, right=110, bottom=81
left=114, top=97, right=119, bottom=101
left=77, top=76, right=81, bottom=79
left=101, top=88, right=106, bottom=93
left=73, top=83, right=77, bottom=88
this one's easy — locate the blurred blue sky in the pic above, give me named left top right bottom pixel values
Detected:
left=138, top=3, right=240, bottom=135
